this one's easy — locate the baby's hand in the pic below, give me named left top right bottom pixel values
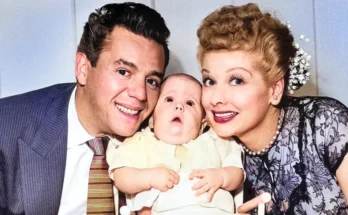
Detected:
left=189, top=168, right=224, bottom=202
left=148, top=167, right=180, bottom=192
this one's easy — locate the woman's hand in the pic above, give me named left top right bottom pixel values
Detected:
left=189, top=168, right=224, bottom=202
left=148, top=167, right=180, bottom=192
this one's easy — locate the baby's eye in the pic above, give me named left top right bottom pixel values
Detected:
left=165, top=97, right=173, bottom=102
left=186, top=100, right=194, bottom=106
left=202, top=78, right=215, bottom=87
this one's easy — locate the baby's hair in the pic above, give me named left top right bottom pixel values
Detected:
left=160, top=73, right=202, bottom=92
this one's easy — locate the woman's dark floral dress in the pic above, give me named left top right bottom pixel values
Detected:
left=244, top=96, right=348, bottom=215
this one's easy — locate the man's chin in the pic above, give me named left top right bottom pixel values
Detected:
left=111, top=126, right=139, bottom=139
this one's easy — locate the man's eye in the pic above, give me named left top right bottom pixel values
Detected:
left=117, top=69, right=130, bottom=76
left=202, top=78, right=214, bottom=87
left=186, top=101, right=194, bottom=106
left=165, top=97, right=173, bottom=102
left=146, top=79, right=160, bottom=89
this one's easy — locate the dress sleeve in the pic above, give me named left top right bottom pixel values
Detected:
left=107, top=132, right=147, bottom=180
left=315, top=98, right=348, bottom=174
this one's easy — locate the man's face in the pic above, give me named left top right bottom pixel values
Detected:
left=153, top=76, right=204, bottom=145
left=76, top=27, right=165, bottom=138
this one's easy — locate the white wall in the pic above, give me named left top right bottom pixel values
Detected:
left=0, top=0, right=76, bottom=96
left=1, top=0, right=347, bottom=106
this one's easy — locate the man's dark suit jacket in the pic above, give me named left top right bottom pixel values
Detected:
left=0, top=83, right=75, bottom=215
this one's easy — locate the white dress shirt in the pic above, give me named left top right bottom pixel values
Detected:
left=58, top=87, right=94, bottom=215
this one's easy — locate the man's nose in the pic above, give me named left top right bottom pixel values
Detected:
left=128, top=76, right=146, bottom=102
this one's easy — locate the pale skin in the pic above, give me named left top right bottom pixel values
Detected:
left=113, top=74, right=244, bottom=215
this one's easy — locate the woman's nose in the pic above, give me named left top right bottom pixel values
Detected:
left=210, top=85, right=227, bottom=106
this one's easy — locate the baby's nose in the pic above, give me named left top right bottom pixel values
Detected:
left=174, top=103, right=184, bottom=111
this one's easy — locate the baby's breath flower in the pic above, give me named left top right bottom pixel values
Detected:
left=285, top=22, right=312, bottom=94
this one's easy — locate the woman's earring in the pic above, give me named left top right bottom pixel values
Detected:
left=148, top=116, right=154, bottom=129
left=271, top=95, right=280, bottom=105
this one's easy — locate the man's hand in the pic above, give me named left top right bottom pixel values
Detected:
left=189, top=168, right=224, bottom=202
left=148, top=167, right=180, bottom=192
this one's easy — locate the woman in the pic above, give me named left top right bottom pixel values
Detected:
left=197, top=3, right=348, bottom=214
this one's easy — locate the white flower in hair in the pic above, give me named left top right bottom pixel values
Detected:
left=284, top=22, right=312, bottom=94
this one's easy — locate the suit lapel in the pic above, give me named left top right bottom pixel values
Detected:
left=19, top=84, right=74, bottom=215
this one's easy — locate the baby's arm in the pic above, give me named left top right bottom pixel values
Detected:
left=189, top=166, right=244, bottom=202
left=138, top=207, right=151, bottom=215
left=189, top=133, right=245, bottom=202
left=113, top=166, right=180, bottom=194
left=220, top=166, right=244, bottom=191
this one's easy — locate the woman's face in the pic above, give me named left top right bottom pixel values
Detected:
left=201, top=50, right=275, bottom=139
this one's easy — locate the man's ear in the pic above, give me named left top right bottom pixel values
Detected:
left=270, top=78, right=284, bottom=106
left=75, top=52, right=90, bottom=86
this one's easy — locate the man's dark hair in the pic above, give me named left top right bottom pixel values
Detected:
left=77, top=2, right=170, bottom=70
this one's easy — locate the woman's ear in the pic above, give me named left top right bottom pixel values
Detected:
left=75, top=52, right=90, bottom=86
left=270, top=78, right=284, bottom=106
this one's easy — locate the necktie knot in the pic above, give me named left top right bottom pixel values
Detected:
left=87, top=136, right=109, bottom=156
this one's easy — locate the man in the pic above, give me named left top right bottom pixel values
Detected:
left=0, top=2, right=170, bottom=215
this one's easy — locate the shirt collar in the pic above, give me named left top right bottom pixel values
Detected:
left=67, top=87, right=94, bottom=148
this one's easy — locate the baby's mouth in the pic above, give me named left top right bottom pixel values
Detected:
left=172, top=117, right=182, bottom=123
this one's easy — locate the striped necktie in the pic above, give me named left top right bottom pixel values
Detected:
left=87, top=137, right=127, bottom=214
left=87, top=136, right=115, bottom=214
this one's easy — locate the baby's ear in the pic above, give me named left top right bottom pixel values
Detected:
left=200, top=118, right=209, bottom=134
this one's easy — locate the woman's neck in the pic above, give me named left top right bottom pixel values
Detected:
left=237, top=106, right=282, bottom=153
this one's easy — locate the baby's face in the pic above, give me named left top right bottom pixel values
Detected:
left=153, top=75, right=204, bottom=145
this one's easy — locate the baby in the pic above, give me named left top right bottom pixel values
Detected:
left=107, top=73, right=244, bottom=215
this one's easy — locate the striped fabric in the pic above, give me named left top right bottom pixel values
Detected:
left=87, top=137, right=115, bottom=214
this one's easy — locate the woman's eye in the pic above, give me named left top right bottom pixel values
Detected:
left=202, top=78, right=215, bottom=87
left=117, top=69, right=130, bottom=76
left=165, top=97, right=173, bottom=102
left=230, top=78, right=244, bottom=85
left=186, top=101, right=194, bottom=106
left=146, top=79, right=160, bottom=89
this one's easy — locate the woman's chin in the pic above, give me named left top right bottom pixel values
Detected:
left=211, top=126, right=235, bottom=138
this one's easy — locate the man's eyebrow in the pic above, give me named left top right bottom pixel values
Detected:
left=151, top=71, right=164, bottom=81
left=114, top=58, right=137, bottom=69
left=115, top=58, right=164, bottom=80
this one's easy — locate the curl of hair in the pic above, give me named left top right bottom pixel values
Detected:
left=197, top=3, right=296, bottom=95
left=78, top=2, right=170, bottom=69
